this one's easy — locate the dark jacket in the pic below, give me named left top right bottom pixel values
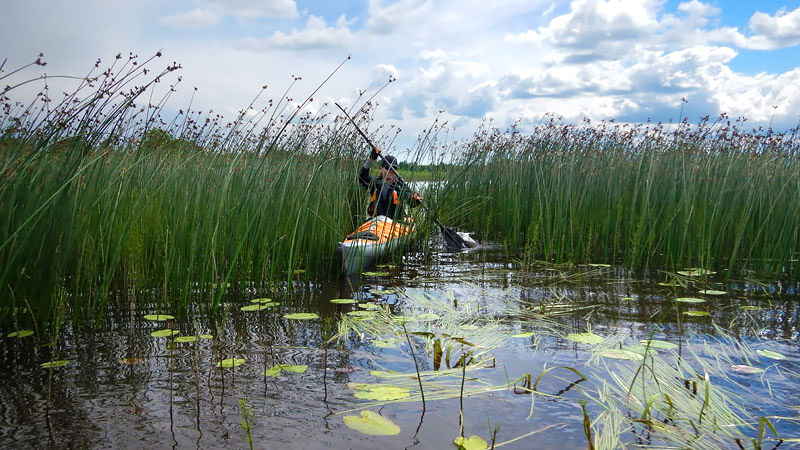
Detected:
left=358, top=166, right=420, bottom=219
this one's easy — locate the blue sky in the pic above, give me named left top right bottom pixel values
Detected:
left=3, top=0, right=800, bottom=151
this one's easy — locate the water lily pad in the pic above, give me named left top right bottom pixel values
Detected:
left=370, top=289, right=396, bottom=295
left=216, top=358, right=245, bottom=368
left=351, top=384, right=410, bottom=401
left=40, top=360, right=70, bottom=368
left=283, top=313, right=319, bottom=320
left=330, top=298, right=356, bottom=304
left=601, top=349, right=644, bottom=361
left=459, top=324, right=479, bottom=331
left=250, top=298, right=274, bottom=304
left=262, top=364, right=307, bottom=377
left=588, top=263, right=611, bottom=268
left=620, top=297, right=634, bottom=301
left=639, top=339, right=678, bottom=350
left=511, top=332, right=535, bottom=338
left=174, top=336, right=198, bottom=343
left=375, top=264, right=395, bottom=269
left=7, top=330, right=34, bottom=338
left=392, top=315, right=416, bottom=323
left=675, top=297, right=706, bottom=304
left=150, top=329, right=180, bottom=338
left=678, top=268, right=715, bottom=277
left=359, top=303, right=381, bottom=310
left=698, top=289, right=726, bottom=295
left=740, top=306, right=762, bottom=311
left=454, top=435, right=489, bottom=450
left=682, top=311, right=710, bottom=317
left=373, top=338, right=398, bottom=348
left=342, top=410, right=401, bottom=436
left=347, top=310, right=377, bottom=317
left=756, top=350, right=786, bottom=360
left=567, top=332, right=603, bottom=345
left=143, top=314, right=174, bottom=321
left=730, top=364, right=764, bottom=374
left=199, top=334, right=214, bottom=340
left=362, top=271, right=390, bottom=277
left=240, top=304, right=269, bottom=312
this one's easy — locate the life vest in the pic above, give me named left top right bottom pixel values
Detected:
left=368, top=188, right=399, bottom=216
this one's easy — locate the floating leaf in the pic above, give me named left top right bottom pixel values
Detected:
left=370, top=289, right=396, bottom=295
left=262, top=364, right=307, bottom=376
left=151, top=329, right=180, bottom=338
left=143, top=314, right=174, bottom=321
left=730, top=364, right=764, bottom=374
left=588, top=263, right=611, bottom=268
left=369, top=370, right=398, bottom=378
left=639, top=339, right=678, bottom=350
left=292, top=269, right=306, bottom=275
left=240, top=304, right=269, bottom=312
left=40, top=360, right=70, bottom=369
left=373, top=338, right=398, bottom=348
left=682, top=311, right=710, bottom=317
left=601, top=349, right=644, bottom=361
left=362, top=271, right=389, bottom=277
left=359, top=303, right=381, bottom=310
left=216, top=358, right=245, bottom=368
left=757, top=350, right=786, bottom=360
left=342, top=410, right=401, bottom=436
left=351, top=384, right=410, bottom=401
left=459, top=324, right=479, bottom=331
left=567, top=332, right=603, bottom=345
left=675, top=297, right=706, bottom=304
left=678, top=268, right=715, bottom=277
left=510, top=332, right=535, bottom=338
left=740, top=306, right=762, bottom=311
left=620, top=297, right=634, bottom=301
left=375, top=264, right=395, bottom=269
left=347, top=310, right=377, bottom=317
left=416, top=313, right=439, bottom=321
left=199, top=334, right=214, bottom=340
left=454, top=435, right=489, bottom=450
left=392, top=315, right=416, bottom=324
left=7, top=330, right=34, bottom=338
left=330, top=298, right=356, bottom=304
left=283, top=313, right=318, bottom=320
left=250, top=298, right=274, bottom=304
left=698, top=289, right=726, bottom=295
left=175, top=336, right=198, bottom=343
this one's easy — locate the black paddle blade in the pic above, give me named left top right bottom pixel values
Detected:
left=440, top=224, right=469, bottom=250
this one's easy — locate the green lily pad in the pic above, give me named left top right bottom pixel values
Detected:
left=416, top=313, right=440, bottom=321
left=620, top=297, right=634, bottom=301
left=678, top=269, right=715, bottom=277
left=588, top=263, right=611, bottom=268
left=7, top=330, right=34, bottom=338
left=241, top=304, right=269, bottom=312
left=375, top=264, right=395, bottom=269
left=351, top=384, right=411, bottom=401
left=347, top=310, right=377, bottom=317
left=330, top=298, right=356, bottom=304
left=250, top=298, right=274, bottom=304
left=675, top=297, right=706, bottom=304
left=567, top=332, right=603, bottom=345
left=40, top=360, right=70, bottom=369
left=199, top=334, right=214, bottom=340
left=373, top=338, right=398, bottom=348
left=151, top=329, right=180, bottom=338
left=143, top=314, right=174, bottom=321
left=175, top=336, right=198, bottom=343
left=343, top=410, right=401, bottom=436
left=682, top=310, right=710, bottom=317
left=510, top=332, right=535, bottom=338
left=756, top=350, right=786, bottom=360
left=370, top=289, right=396, bottom=295
left=730, top=364, right=764, bottom=374
left=740, top=306, right=762, bottom=311
left=262, top=364, right=308, bottom=376
left=459, top=324, right=479, bottom=331
left=283, top=313, right=319, bottom=320
left=359, top=303, right=381, bottom=310
left=601, top=349, right=644, bottom=361
left=392, top=315, right=416, bottom=324
left=454, top=435, right=489, bottom=450
left=639, top=339, right=678, bottom=350
left=698, top=289, right=726, bottom=295
left=216, top=358, right=245, bottom=368
left=362, top=271, right=390, bottom=277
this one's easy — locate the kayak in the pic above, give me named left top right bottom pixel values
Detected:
left=337, top=215, right=415, bottom=274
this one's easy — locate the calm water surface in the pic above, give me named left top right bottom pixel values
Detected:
left=2, top=244, right=799, bottom=449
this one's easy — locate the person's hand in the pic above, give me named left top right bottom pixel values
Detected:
left=412, top=193, right=422, bottom=202
left=369, top=147, right=381, bottom=160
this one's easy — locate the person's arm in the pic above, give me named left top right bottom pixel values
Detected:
left=358, top=147, right=381, bottom=187
left=396, top=180, right=422, bottom=207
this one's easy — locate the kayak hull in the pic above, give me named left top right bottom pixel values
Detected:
left=337, top=216, right=414, bottom=274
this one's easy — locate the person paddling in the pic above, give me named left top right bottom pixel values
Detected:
left=358, top=147, right=421, bottom=219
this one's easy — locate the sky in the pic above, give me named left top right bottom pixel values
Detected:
left=3, top=0, right=800, bottom=152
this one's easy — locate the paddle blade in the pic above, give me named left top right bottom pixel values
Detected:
left=440, top=224, right=469, bottom=250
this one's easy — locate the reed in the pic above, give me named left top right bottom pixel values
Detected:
left=437, top=116, right=800, bottom=279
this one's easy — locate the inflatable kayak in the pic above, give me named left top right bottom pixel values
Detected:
left=337, top=215, right=415, bottom=274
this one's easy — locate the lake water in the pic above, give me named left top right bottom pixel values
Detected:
left=2, top=241, right=799, bottom=449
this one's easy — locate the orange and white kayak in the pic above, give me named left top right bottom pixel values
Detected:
left=337, top=215, right=415, bottom=274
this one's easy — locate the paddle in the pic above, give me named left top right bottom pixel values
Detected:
left=335, top=102, right=469, bottom=250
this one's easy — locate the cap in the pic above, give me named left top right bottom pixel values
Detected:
left=381, top=155, right=399, bottom=170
